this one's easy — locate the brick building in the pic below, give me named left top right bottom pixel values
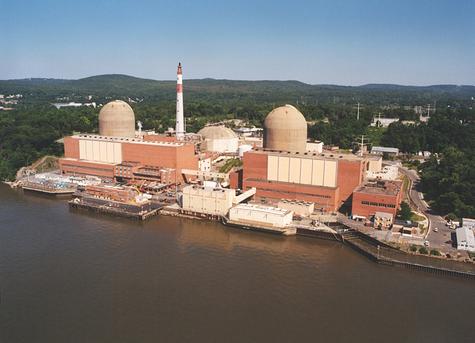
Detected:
left=351, top=180, right=403, bottom=219
left=232, top=149, right=368, bottom=211
left=59, top=134, right=198, bottom=183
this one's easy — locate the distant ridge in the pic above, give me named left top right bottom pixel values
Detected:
left=1, top=74, right=474, bottom=103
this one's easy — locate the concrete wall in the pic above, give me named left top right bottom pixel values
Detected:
left=182, top=186, right=236, bottom=216
left=79, top=139, right=122, bottom=164
left=229, top=204, right=293, bottom=228
left=367, top=157, right=383, bottom=172
left=206, top=138, right=239, bottom=153
left=267, top=155, right=337, bottom=187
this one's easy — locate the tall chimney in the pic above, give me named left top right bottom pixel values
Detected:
left=175, top=62, right=185, bottom=140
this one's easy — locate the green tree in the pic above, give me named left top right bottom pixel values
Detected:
left=398, top=201, right=412, bottom=221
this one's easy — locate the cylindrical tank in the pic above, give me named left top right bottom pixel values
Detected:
left=238, top=144, right=253, bottom=157
left=263, top=104, right=307, bottom=152
left=99, top=100, right=135, bottom=137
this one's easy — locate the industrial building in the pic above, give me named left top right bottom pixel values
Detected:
left=231, top=104, right=372, bottom=211
left=238, top=149, right=367, bottom=211
left=228, top=203, right=293, bottom=229
left=181, top=185, right=256, bottom=217
left=198, top=125, right=239, bottom=153
left=59, top=98, right=198, bottom=183
left=351, top=180, right=403, bottom=219
left=455, top=227, right=475, bottom=252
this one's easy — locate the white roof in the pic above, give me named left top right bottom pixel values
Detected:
left=233, top=203, right=291, bottom=216
left=456, top=227, right=475, bottom=245
left=74, top=134, right=185, bottom=147
left=371, top=146, right=399, bottom=154
left=462, top=218, right=475, bottom=228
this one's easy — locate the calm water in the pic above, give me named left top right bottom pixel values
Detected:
left=0, top=184, right=474, bottom=343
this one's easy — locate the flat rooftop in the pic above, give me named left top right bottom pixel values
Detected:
left=354, top=180, right=402, bottom=196
left=249, top=148, right=364, bottom=161
left=72, top=134, right=187, bottom=147
left=233, top=203, right=292, bottom=216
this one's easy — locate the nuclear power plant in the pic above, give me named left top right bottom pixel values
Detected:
left=33, top=62, right=402, bottom=230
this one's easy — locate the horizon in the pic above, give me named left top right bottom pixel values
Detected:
left=2, top=73, right=474, bottom=88
left=1, top=0, right=474, bottom=85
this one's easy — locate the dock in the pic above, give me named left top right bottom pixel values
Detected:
left=69, top=197, right=162, bottom=220
left=22, top=181, right=76, bottom=195
left=222, top=217, right=297, bottom=235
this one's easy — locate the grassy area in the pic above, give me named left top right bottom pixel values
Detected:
left=402, top=159, right=421, bottom=171
left=219, top=158, right=242, bottom=173
left=402, top=175, right=410, bottom=194
left=411, top=212, right=426, bottom=222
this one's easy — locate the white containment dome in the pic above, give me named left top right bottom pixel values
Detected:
left=263, top=104, right=307, bottom=153
left=198, top=125, right=239, bottom=153
left=99, top=100, right=136, bottom=138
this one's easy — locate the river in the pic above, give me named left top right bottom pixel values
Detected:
left=0, top=184, right=473, bottom=343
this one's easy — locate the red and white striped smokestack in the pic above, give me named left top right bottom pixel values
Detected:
left=175, top=62, right=185, bottom=140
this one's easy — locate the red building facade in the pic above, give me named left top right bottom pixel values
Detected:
left=59, top=135, right=198, bottom=183
left=351, top=180, right=403, bottom=218
left=234, top=149, right=367, bottom=211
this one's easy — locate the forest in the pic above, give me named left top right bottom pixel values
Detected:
left=0, top=75, right=474, bottom=217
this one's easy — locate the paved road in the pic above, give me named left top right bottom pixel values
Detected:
left=398, top=166, right=456, bottom=253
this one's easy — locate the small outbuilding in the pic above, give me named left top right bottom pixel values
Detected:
left=456, top=227, right=475, bottom=252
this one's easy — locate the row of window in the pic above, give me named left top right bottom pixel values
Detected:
left=246, top=186, right=331, bottom=199
left=360, top=200, right=396, bottom=208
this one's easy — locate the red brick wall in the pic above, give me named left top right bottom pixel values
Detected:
left=242, top=151, right=267, bottom=180
left=337, top=159, right=364, bottom=203
left=59, top=158, right=115, bottom=178
left=63, top=137, right=79, bottom=159
left=122, top=142, right=197, bottom=183
left=243, top=179, right=339, bottom=211
left=229, top=169, right=243, bottom=189
left=351, top=191, right=401, bottom=218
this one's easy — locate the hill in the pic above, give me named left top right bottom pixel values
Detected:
left=1, top=75, right=474, bottom=105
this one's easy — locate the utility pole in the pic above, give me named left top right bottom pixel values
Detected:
left=357, top=102, right=360, bottom=121
left=354, top=135, right=369, bottom=156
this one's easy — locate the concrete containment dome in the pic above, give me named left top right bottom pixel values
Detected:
left=198, top=125, right=239, bottom=153
left=264, top=104, right=307, bottom=152
left=198, top=125, right=237, bottom=140
left=99, top=100, right=135, bottom=138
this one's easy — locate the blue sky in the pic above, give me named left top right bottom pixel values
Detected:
left=1, top=0, right=474, bottom=85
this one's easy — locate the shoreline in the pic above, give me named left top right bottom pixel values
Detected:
left=6, top=183, right=475, bottom=280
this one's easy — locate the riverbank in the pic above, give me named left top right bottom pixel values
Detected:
left=157, top=206, right=475, bottom=280
left=5, top=184, right=475, bottom=280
